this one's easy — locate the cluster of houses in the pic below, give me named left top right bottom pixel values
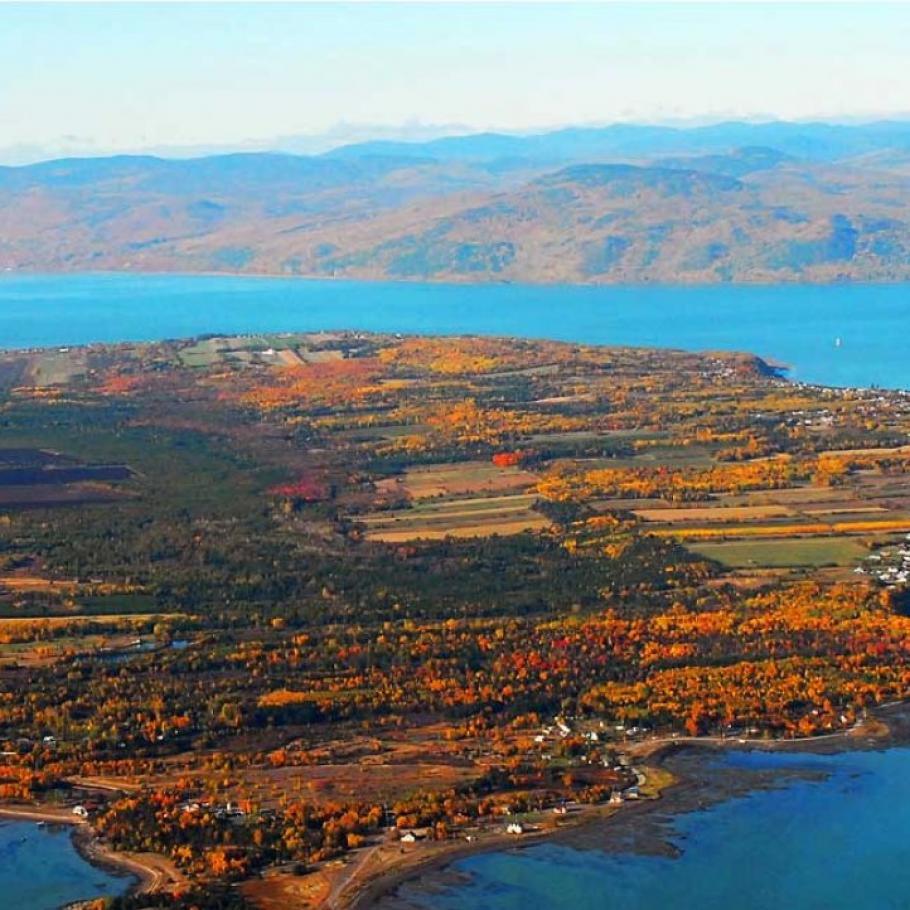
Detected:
left=781, top=382, right=910, bottom=433
left=175, top=800, right=252, bottom=820
left=73, top=796, right=270, bottom=824
left=857, top=535, right=910, bottom=587
left=533, top=717, right=573, bottom=744
left=534, top=716, right=651, bottom=764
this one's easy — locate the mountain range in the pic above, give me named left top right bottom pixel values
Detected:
left=3, top=120, right=910, bottom=284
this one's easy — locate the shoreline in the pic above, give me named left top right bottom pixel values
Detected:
left=340, top=747, right=738, bottom=910
left=2, top=705, right=908, bottom=910
left=4, top=267, right=910, bottom=291
left=0, top=804, right=179, bottom=900
left=341, top=704, right=910, bottom=910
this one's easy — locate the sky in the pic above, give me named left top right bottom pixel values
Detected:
left=1, top=2, right=909, bottom=161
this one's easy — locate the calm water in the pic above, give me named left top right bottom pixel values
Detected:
left=414, top=748, right=910, bottom=910
left=1, top=273, right=910, bottom=389
left=0, top=821, right=134, bottom=908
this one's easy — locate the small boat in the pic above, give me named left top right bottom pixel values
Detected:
left=835, top=337, right=843, bottom=348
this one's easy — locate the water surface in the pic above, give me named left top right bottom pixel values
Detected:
left=2, top=274, right=909, bottom=389
left=0, top=821, right=134, bottom=909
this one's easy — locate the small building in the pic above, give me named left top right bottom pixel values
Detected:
left=72, top=805, right=89, bottom=818
left=505, top=822, right=525, bottom=835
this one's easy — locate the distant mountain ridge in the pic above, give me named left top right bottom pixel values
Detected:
left=325, top=120, right=910, bottom=163
left=2, top=120, right=910, bottom=284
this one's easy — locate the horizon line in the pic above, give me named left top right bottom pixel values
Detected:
left=4, top=112, right=910, bottom=168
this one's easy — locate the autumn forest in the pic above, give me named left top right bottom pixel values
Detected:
left=3, top=330, right=910, bottom=908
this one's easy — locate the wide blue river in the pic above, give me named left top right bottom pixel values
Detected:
left=1, top=273, right=909, bottom=389
left=0, top=821, right=133, bottom=908
left=402, top=748, right=910, bottom=910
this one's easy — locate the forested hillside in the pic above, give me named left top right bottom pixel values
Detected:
left=2, top=121, right=910, bottom=283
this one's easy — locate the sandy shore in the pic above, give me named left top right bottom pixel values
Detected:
left=0, top=804, right=84, bottom=826
left=72, top=826, right=185, bottom=895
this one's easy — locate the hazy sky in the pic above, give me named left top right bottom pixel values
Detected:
left=1, top=2, right=909, bottom=155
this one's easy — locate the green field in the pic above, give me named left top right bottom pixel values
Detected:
left=689, top=537, right=869, bottom=568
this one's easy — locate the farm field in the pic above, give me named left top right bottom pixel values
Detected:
left=375, top=461, right=538, bottom=500
left=0, top=575, right=78, bottom=594
left=689, top=537, right=871, bottom=569
left=633, top=504, right=794, bottom=523
left=653, top=518, right=910, bottom=541
left=616, top=470, right=910, bottom=570
left=365, top=516, right=550, bottom=542
left=0, top=447, right=135, bottom=508
left=366, top=461, right=546, bottom=539
left=362, top=489, right=547, bottom=541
